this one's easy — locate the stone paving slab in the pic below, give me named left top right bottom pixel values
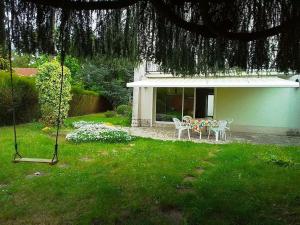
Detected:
left=126, top=127, right=300, bottom=146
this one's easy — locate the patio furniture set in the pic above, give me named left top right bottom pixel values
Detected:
left=172, top=116, right=233, bottom=141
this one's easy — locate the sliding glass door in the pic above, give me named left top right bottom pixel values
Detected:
left=156, top=87, right=214, bottom=122
left=156, top=88, right=183, bottom=121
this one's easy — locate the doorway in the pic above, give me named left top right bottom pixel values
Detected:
left=195, top=88, right=214, bottom=118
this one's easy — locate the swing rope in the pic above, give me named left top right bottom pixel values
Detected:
left=9, top=7, right=69, bottom=165
left=53, top=8, right=69, bottom=163
left=7, top=9, right=20, bottom=160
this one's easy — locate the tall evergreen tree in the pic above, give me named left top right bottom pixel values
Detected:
left=0, top=0, right=5, bottom=55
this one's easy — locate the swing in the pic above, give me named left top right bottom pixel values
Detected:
left=7, top=10, right=69, bottom=165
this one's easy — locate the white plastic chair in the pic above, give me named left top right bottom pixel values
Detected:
left=208, top=120, right=228, bottom=141
left=226, top=119, right=234, bottom=137
left=182, top=115, right=193, bottom=124
left=173, top=118, right=191, bottom=140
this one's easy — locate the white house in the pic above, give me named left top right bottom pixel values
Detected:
left=127, top=62, right=300, bottom=136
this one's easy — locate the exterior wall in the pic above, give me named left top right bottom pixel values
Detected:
left=131, top=62, right=154, bottom=127
left=215, top=87, right=300, bottom=135
left=131, top=62, right=300, bottom=134
left=131, top=63, right=144, bottom=126
left=139, top=87, right=154, bottom=126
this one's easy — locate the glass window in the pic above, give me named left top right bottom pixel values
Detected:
left=183, top=88, right=194, bottom=117
left=207, top=95, right=214, bottom=117
left=156, top=88, right=183, bottom=121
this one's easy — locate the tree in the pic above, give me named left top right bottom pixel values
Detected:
left=0, top=0, right=5, bottom=55
left=36, top=60, right=72, bottom=126
left=77, top=58, right=134, bottom=108
left=3, top=0, right=300, bottom=74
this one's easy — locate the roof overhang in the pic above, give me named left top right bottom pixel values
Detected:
left=127, top=77, right=299, bottom=88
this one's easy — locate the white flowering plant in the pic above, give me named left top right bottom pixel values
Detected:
left=66, top=121, right=134, bottom=143
left=72, top=121, right=97, bottom=129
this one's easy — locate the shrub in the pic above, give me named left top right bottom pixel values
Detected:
left=36, top=60, right=72, bottom=126
left=116, top=104, right=131, bottom=116
left=72, top=121, right=96, bottom=129
left=0, top=71, right=39, bottom=125
left=66, top=122, right=134, bottom=143
left=104, top=110, right=116, bottom=118
left=71, top=86, right=99, bottom=96
left=76, top=58, right=134, bottom=108
left=0, top=56, right=9, bottom=70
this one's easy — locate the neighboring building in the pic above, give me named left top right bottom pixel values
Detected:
left=14, top=68, right=38, bottom=77
left=127, top=62, right=300, bottom=135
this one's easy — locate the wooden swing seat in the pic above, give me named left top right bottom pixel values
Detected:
left=13, top=157, right=58, bottom=165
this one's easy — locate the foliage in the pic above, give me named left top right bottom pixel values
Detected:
left=116, top=104, right=131, bottom=116
left=72, top=120, right=97, bottom=129
left=0, top=71, right=39, bottom=125
left=12, top=54, right=32, bottom=67
left=0, top=56, right=9, bottom=70
left=104, top=110, right=117, bottom=118
left=36, top=60, right=72, bottom=126
left=4, top=0, right=300, bottom=74
left=57, top=55, right=81, bottom=79
left=76, top=57, right=134, bottom=108
left=71, top=86, right=99, bottom=96
left=69, top=92, right=111, bottom=117
left=0, top=0, right=5, bottom=54
left=66, top=122, right=134, bottom=143
left=12, top=54, right=53, bottom=68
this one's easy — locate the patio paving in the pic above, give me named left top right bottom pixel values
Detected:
left=126, top=126, right=300, bottom=146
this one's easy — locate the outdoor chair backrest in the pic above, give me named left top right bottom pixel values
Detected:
left=182, top=115, right=193, bottom=124
left=227, top=119, right=234, bottom=124
left=226, top=119, right=234, bottom=129
left=218, top=120, right=228, bottom=130
left=173, top=118, right=183, bottom=129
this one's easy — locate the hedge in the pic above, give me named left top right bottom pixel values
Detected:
left=69, top=92, right=112, bottom=117
left=0, top=71, right=112, bottom=126
left=0, top=71, right=39, bottom=126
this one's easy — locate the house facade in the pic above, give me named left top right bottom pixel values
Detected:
left=127, top=62, right=300, bottom=136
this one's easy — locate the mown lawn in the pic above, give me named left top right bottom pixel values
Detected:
left=64, top=113, right=131, bottom=127
left=0, top=114, right=300, bottom=225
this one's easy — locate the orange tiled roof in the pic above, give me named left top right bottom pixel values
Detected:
left=14, top=68, right=38, bottom=77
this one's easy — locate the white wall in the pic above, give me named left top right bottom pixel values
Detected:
left=215, top=87, right=300, bottom=135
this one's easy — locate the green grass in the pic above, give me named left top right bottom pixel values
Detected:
left=0, top=114, right=300, bottom=225
left=64, top=112, right=130, bottom=127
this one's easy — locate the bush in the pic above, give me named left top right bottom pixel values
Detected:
left=116, top=104, right=131, bottom=116
left=0, top=71, right=39, bottom=125
left=71, top=86, right=99, bottom=96
left=104, top=110, right=116, bottom=118
left=36, top=61, right=72, bottom=126
left=0, top=56, right=9, bottom=70
left=66, top=122, right=134, bottom=143
left=76, top=58, right=134, bottom=108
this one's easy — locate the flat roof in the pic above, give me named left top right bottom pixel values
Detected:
left=127, top=77, right=299, bottom=88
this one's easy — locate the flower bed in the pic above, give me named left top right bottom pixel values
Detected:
left=66, top=121, right=134, bottom=143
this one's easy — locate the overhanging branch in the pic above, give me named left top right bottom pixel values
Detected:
left=150, top=0, right=300, bottom=41
left=23, top=0, right=140, bottom=10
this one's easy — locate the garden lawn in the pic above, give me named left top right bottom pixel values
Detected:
left=0, top=115, right=300, bottom=225
left=64, top=112, right=131, bottom=127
